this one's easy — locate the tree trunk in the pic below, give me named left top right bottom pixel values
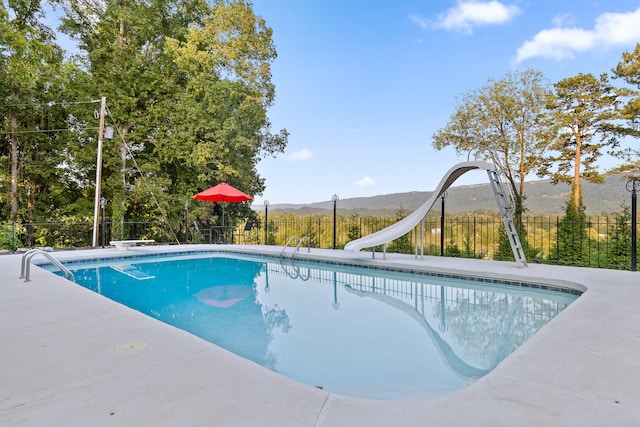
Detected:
left=9, top=112, right=19, bottom=222
left=119, top=137, right=127, bottom=237
left=111, top=122, right=133, bottom=240
left=573, top=136, right=582, bottom=214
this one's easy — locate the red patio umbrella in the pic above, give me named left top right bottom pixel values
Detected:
left=192, top=183, right=253, bottom=227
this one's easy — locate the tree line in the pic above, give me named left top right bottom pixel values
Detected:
left=432, top=60, right=640, bottom=261
left=1, top=0, right=287, bottom=240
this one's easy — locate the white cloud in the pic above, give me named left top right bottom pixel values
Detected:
left=515, top=7, right=640, bottom=63
left=355, top=176, right=376, bottom=187
left=552, top=13, right=576, bottom=28
left=409, top=13, right=428, bottom=30
left=288, top=148, right=313, bottom=162
left=434, top=1, right=521, bottom=34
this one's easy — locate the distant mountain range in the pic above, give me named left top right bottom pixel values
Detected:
left=254, top=175, right=634, bottom=216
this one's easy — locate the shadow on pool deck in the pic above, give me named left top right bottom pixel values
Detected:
left=1, top=244, right=640, bottom=426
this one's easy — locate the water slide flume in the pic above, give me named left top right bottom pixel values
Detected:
left=344, top=161, right=527, bottom=266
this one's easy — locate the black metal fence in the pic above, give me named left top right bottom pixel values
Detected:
left=1, top=213, right=637, bottom=271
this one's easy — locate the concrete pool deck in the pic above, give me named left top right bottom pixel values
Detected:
left=1, top=244, right=639, bottom=426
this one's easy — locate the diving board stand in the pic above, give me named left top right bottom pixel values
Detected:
left=110, top=239, right=156, bottom=251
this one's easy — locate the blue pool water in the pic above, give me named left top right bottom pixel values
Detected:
left=47, top=251, right=579, bottom=400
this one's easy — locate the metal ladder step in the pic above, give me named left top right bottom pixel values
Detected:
left=487, top=169, right=528, bottom=267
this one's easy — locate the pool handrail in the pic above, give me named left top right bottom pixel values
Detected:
left=280, top=235, right=311, bottom=258
left=293, top=236, right=311, bottom=258
left=19, top=248, right=75, bottom=283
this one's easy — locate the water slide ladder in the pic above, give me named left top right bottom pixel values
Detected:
left=487, top=168, right=528, bottom=268
left=19, top=248, right=75, bottom=283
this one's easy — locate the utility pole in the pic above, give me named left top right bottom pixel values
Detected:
left=92, top=97, right=107, bottom=247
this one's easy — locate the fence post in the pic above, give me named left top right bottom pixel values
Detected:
left=332, top=194, right=339, bottom=249
left=263, top=200, right=269, bottom=245
left=440, top=192, right=446, bottom=256
left=184, top=201, right=189, bottom=243
left=628, top=178, right=638, bottom=271
left=473, top=216, right=477, bottom=257
left=556, top=216, right=560, bottom=263
left=633, top=188, right=637, bottom=272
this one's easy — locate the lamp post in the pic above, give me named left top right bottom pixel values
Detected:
left=626, top=178, right=638, bottom=271
left=332, top=194, right=339, bottom=249
left=184, top=201, right=189, bottom=243
left=440, top=191, right=448, bottom=256
left=100, top=197, right=107, bottom=247
left=264, top=200, right=269, bottom=245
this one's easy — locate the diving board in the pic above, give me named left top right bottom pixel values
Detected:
left=110, top=239, right=156, bottom=251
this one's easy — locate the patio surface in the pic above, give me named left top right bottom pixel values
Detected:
left=1, top=244, right=639, bottom=426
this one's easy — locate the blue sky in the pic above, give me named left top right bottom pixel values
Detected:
left=250, top=0, right=640, bottom=205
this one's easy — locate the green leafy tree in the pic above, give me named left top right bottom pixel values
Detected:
left=461, top=233, right=485, bottom=259
left=154, top=0, right=287, bottom=228
left=346, top=211, right=361, bottom=242
left=611, top=43, right=640, bottom=177
left=612, top=43, right=640, bottom=135
left=302, top=217, right=318, bottom=247
left=0, top=0, right=72, bottom=224
left=494, top=222, right=539, bottom=262
left=60, top=0, right=207, bottom=236
left=60, top=0, right=287, bottom=237
left=445, top=239, right=461, bottom=257
left=391, top=206, right=412, bottom=253
left=432, top=69, right=557, bottom=223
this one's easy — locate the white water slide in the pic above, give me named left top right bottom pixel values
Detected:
left=344, top=161, right=527, bottom=267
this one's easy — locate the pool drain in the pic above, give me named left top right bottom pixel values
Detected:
left=114, top=341, right=149, bottom=353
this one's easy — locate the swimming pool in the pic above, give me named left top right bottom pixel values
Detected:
left=43, top=250, right=580, bottom=400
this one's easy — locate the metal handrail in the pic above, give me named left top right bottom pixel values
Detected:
left=293, top=236, right=311, bottom=258
left=280, top=235, right=300, bottom=257
left=19, top=248, right=75, bottom=283
left=280, top=235, right=311, bottom=258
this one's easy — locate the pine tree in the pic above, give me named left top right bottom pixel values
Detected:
left=494, top=222, right=539, bottom=262
left=346, top=211, right=361, bottom=242
left=605, top=207, right=632, bottom=270
left=550, top=188, right=593, bottom=265
left=391, top=207, right=412, bottom=253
